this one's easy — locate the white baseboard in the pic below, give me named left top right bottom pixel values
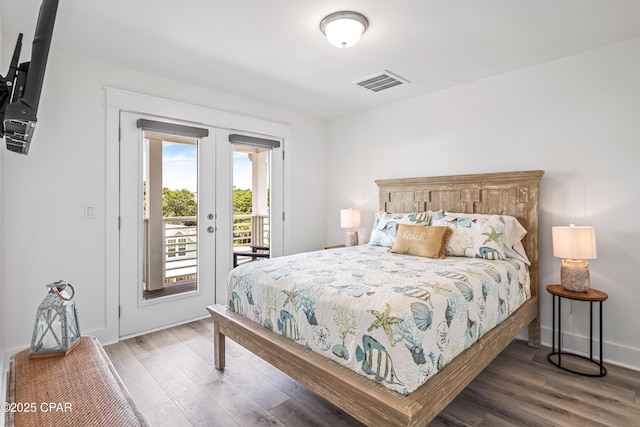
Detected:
left=116, top=314, right=211, bottom=342
left=540, top=325, right=640, bottom=371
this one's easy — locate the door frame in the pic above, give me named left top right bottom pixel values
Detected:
left=215, top=129, right=284, bottom=304
left=105, top=88, right=290, bottom=340
left=118, top=111, right=217, bottom=337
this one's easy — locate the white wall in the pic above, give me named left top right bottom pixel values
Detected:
left=326, top=38, right=640, bottom=370
left=0, top=9, right=5, bottom=406
left=0, top=47, right=327, bottom=355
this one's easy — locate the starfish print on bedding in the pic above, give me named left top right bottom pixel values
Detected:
left=282, top=286, right=301, bottom=311
left=481, top=226, right=503, bottom=245
left=367, top=303, right=403, bottom=346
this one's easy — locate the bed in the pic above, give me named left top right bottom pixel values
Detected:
left=207, top=170, right=544, bottom=426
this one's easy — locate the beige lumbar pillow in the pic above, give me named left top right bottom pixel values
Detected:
left=389, top=224, right=449, bottom=258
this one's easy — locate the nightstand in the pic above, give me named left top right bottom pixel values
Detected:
left=547, top=284, right=608, bottom=377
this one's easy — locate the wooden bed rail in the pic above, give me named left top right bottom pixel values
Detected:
left=208, top=298, right=538, bottom=427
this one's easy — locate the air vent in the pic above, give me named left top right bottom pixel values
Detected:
left=353, top=70, right=408, bottom=93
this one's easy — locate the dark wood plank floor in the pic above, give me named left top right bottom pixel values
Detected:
left=105, top=318, right=640, bottom=426
left=143, top=279, right=197, bottom=300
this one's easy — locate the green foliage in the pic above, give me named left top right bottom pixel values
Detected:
left=233, top=187, right=253, bottom=245
left=163, top=187, right=197, bottom=225
left=157, top=185, right=263, bottom=231
left=233, top=187, right=253, bottom=214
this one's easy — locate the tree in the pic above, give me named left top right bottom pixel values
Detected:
left=163, top=187, right=197, bottom=225
left=159, top=187, right=255, bottom=217
left=233, top=187, right=252, bottom=244
left=233, top=187, right=252, bottom=214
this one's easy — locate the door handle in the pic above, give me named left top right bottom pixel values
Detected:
left=207, top=226, right=215, bottom=233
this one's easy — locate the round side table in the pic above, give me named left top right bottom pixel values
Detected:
left=547, top=284, right=608, bottom=377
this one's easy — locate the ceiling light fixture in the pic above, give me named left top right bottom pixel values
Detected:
left=320, top=11, right=369, bottom=49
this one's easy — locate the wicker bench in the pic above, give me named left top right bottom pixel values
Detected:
left=5, top=336, right=146, bottom=426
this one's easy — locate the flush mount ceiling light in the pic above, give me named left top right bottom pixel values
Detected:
left=320, top=11, right=369, bottom=48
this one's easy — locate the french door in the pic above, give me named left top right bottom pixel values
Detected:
left=119, top=112, right=216, bottom=337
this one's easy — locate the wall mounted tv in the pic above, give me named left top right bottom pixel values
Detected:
left=0, top=0, right=58, bottom=155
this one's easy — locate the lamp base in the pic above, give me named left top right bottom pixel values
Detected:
left=560, top=259, right=590, bottom=292
left=345, top=230, right=359, bottom=247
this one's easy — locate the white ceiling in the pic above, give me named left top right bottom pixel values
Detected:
left=2, top=0, right=640, bottom=119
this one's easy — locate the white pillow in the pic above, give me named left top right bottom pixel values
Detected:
left=432, top=214, right=507, bottom=260
left=436, top=211, right=530, bottom=265
left=368, top=211, right=433, bottom=247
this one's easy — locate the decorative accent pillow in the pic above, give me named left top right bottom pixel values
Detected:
left=442, top=211, right=530, bottom=265
left=389, top=225, right=449, bottom=258
left=431, top=213, right=507, bottom=260
left=368, top=211, right=434, bottom=247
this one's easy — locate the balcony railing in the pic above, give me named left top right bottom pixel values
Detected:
left=164, top=216, right=198, bottom=284
left=145, top=215, right=270, bottom=289
left=233, top=214, right=270, bottom=250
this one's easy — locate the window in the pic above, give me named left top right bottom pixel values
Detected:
left=167, top=238, right=177, bottom=258
left=177, top=238, right=187, bottom=257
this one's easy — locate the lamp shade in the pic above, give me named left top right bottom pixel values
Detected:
left=552, top=225, right=597, bottom=260
left=340, top=208, right=361, bottom=229
left=320, top=11, right=369, bottom=48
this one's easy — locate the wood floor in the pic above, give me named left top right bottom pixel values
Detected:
left=105, top=318, right=640, bottom=427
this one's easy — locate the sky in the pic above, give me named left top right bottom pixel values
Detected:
left=157, top=142, right=253, bottom=191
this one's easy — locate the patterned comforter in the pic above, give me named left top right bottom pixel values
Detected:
left=227, top=245, right=530, bottom=395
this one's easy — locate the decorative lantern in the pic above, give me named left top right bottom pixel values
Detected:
left=29, top=280, right=81, bottom=359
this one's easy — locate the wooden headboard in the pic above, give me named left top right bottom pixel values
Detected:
left=375, top=170, right=544, bottom=342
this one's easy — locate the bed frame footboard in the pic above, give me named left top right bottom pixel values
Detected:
left=207, top=296, right=538, bottom=427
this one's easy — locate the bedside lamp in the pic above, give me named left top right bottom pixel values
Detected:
left=340, top=208, right=361, bottom=246
left=552, top=224, right=597, bottom=292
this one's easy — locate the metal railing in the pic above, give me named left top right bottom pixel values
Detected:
left=153, top=214, right=270, bottom=283
left=164, top=216, right=197, bottom=283
left=233, top=214, right=270, bottom=249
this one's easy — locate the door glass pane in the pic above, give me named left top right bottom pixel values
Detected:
left=232, top=144, right=271, bottom=267
left=142, top=133, right=199, bottom=300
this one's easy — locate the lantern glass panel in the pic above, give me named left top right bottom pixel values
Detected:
left=65, top=304, right=80, bottom=338
left=29, top=281, right=81, bottom=358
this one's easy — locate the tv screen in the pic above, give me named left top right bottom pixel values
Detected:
left=0, top=0, right=58, bottom=155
